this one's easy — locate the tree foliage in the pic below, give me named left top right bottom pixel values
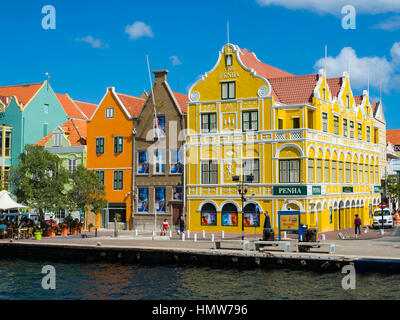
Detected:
left=10, top=145, right=69, bottom=219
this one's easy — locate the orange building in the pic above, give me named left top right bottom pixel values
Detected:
left=87, top=87, right=144, bottom=229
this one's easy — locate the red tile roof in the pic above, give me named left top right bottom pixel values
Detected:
left=354, top=95, right=363, bottom=105
left=56, top=93, right=87, bottom=119
left=172, top=91, right=189, bottom=114
left=0, top=82, right=44, bottom=107
left=268, top=74, right=319, bottom=105
left=387, top=129, right=400, bottom=145
left=326, top=77, right=342, bottom=99
left=239, top=49, right=293, bottom=79
left=36, top=118, right=87, bottom=147
left=116, top=93, right=145, bottom=118
left=74, top=100, right=97, bottom=119
left=0, top=95, right=7, bottom=106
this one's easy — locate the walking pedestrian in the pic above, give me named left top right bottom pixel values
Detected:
left=179, top=215, right=185, bottom=238
left=354, top=214, right=362, bottom=235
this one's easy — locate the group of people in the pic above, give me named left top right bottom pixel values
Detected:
left=160, top=215, right=185, bottom=238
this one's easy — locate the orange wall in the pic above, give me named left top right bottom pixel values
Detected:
left=87, top=89, right=133, bottom=225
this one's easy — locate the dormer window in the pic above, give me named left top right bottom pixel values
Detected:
left=323, top=88, right=326, bottom=100
left=346, top=95, right=350, bottom=108
left=106, top=108, right=114, bottom=119
left=225, top=54, right=232, bottom=66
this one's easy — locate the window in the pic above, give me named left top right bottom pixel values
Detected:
left=155, top=187, right=166, bottom=212
left=370, top=166, right=373, bottom=184
left=201, top=203, right=217, bottom=226
left=113, top=170, right=123, bottom=190
left=346, top=162, right=351, bottom=183
left=343, top=119, right=348, bottom=137
left=242, top=111, right=258, bottom=131
left=154, top=115, right=166, bottom=137
left=221, top=203, right=238, bottom=226
left=334, top=116, right=339, bottom=135
left=114, top=136, right=123, bottom=154
left=375, top=166, right=379, bottom=184
left=308, top=111, right=314, bottom=129
left=339, top=162, right=343, bottom=183
left=243, top=159, right=259, bottom=183
left=317, top=159, right=322, bottom=183
left=358, top=123, right=362, bottom=140
left=137, top=187, right=149, bottom=212
left=359, top=165, right=363, bottom=184
left=68, top=159, right=77, bottom=173
left=106, top=108, right=114, bottom=119
left=366, top=126, right=370, bottom=142
left=201, top=113, right=217, bottom=133
left=44, top=104, right=49, bottom=114
left=365, top=164, right=368, bottom=184
left=278, top=118, right=284, bottom=130
left=374, top=129, right=379, bottom=144
left=154, top=150, right=166, bottom=174
left=322, top=112, right=328, bottom=132
left=308, top=158, right=314, bottom=183
left=332, top=160, right=337, bottom=183
left=170, top=149, right=183, bottom=174
left=4, top=131, right=11, bottom=157
left=346, top=95, right=350, bottom=108
left=96, top=170, right=105, bottom=185
left=201, top=161, right=218, bottom=184
left=0, top=166, right=10, bottom=191
left=350, top=121, right=354, bottom=139
left=293, top=117, right=300, bottom=129
left=54, top=133, right=62, bottom=147
left=221, top=81, right=235, bottom=100
left=138, top=151, right=149, bottom=174
left=279, top=159, right=300, bottom=183
left=43, top=123, right=48, bottom=137
left=324, top=160, right=330, bottom=183
left=225, top=54, right=232, bottom=66
left=353, top=163, right=357, bottom=184
left=96, top=138, right=105, bottom=155
left=323, top=88, right=326, bottom=100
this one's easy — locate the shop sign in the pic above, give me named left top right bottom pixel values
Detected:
left=273, top=186, right=307, bottom=196
left=343, top=186, right=353, bottom=193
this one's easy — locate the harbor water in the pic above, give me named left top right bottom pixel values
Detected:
left=0, top=258, right=399, bottom=300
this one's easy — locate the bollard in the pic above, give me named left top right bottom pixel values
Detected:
left=95, top=228, right=98, bottom=238
left=169, top=230, right=172, bottom=238
left=221, top=230, right=224, bottom=239
left=194, top=234, right=197, bottom=242
left=152, top=231, right=155, bottom=239
left=182, top=233, right=185, bottom=241
left=187, top=230, right=191, bottom=239
left=202, top=230, right=205, bottom=239
left=380, top=229, right=384, bottom=235
left=283, top=231, right=287, bottom=239
left=135, top=229, right=138, bottom=236
left=321, top=234, right=326, bottom=241
left=211, top=234, right=215, bottom=242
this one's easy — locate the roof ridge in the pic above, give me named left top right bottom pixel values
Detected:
left=116, top=92, right=145, bottom=100
left=0, top=82, right=44, bottom=88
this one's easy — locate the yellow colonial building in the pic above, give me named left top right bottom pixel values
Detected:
left=186, top=43, right=382, bottom=234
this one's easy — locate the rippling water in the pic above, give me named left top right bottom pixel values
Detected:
left=0, top=258, right=399, bottom=300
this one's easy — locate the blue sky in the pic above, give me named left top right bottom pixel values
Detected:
left=0, top=0, right=399, bottom=128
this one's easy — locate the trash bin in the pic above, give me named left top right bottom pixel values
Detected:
left=263, top=228, right=275, bottom=241
left=299, top=224, right=308, bottom=242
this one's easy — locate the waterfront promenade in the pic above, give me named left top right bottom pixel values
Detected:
left=0, top=227, right=399, bottom=273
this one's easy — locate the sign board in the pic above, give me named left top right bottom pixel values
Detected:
left=278, top=210, right=301, bottom=241
left=273, top=186, right=307, bottom=196
left=342, top=186, right=353, bottom=193
left=312, top=186, right=321, bottom=195
left=394, top=145, right=400, bottom=152
left=374, top=186, right=382, bottom=193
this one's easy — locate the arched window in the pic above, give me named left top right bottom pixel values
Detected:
left=201, top=203, right=217, bottom=226
left=221, top=203, right=238, bottom=226
left=243, top=203, right=260, bottom=227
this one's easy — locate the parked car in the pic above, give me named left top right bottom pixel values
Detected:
left=372, top=209, right=393, bottom=229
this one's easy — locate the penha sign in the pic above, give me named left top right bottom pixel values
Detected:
left=273, top=186, right=307, bottom=196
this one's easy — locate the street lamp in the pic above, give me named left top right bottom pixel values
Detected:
left=232, top=174, right=254, bottom=240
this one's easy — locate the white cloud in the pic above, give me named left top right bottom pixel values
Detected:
left=256, top=0, right=400, bottom=15
left=313, top=43, right=400, bottom=93
left=125, top=21, right=154, bottom=40
left=169, top=55, right=182, bottom=66
left=372, top=15, right=400, bottom=31
left=75, top=35, right=108, bottom=49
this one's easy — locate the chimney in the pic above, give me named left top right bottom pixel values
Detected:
left=153, top=70, right=169, bottom=83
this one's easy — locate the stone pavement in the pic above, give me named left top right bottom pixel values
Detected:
left=2, top=226, right=399, bottom=260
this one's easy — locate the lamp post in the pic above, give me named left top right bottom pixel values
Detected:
left=232, top=174, right=254, bottom=240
